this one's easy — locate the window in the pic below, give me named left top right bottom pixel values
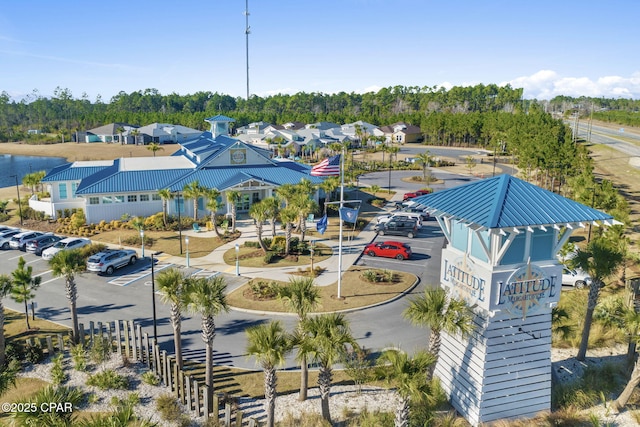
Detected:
left=114, top=196, right=124, bottom=203
left=71, top=182, right=78, bottom=198
left=140, top=194, right=150, bottom=202
left=89, top=197, right=99, bottom=205
left=102, top=196, right=112, bottom=204
left=59, top=183, right=67, bottom=199
left=152, top=194, right=161, bottom=201
left=127, top=195, right=137, bottom=203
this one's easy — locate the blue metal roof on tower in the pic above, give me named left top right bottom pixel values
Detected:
left=412, top=174, right=613, bottom=228
left=204, top=115, right=235, bottom=122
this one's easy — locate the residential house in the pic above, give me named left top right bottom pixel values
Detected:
left=379, top=122, right=423, bottom=144
left=85, top=123, right=138, bottom=144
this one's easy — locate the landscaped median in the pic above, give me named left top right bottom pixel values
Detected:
left=226, top=266, right=418, bottom=313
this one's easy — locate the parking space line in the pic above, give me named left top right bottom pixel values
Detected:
left=34, top=269, right=53, bottom=277
left=108, top=262, right=173, bottom=287
left=41, top=277, right=60, bottom=285
left=25, top=258, right=44, bottom=265
left=189, top=269, right=220, bottom=279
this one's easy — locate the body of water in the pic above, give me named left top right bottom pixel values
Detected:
left=0, top=154, right=68, bottom=188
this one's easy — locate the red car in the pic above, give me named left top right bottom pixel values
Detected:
left=363, top=241, right=412, bottom=260
left=403, top=189, right=433, bottom=201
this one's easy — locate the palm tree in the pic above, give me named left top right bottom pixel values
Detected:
left=301, top=313, right=356, bottom=423
left=403, top=287, right=473, bottom=377
left=275, top=184, right=297, bottom=208
left=116, top=126, right=125, bottom=144
left=320, top=176, right=340, bottom=215
left=277, top=277, right=320, bottom=401
left=249, top=200, right=270, bottom=253
left=612, top=308, right=640, bottom=411
left=280, top=206, right=298, bottom=255
left=416, top=151, right=433, bottom=184
left=158, top=189, right=174, bottom=228
left=184, top=275, right=229, bottom=411
left=225, top=190, right=242, bottom=233
left=183, top=181, right=206, bottom=221
left=245, top=321, right=291, bottom=427
left=0, top=274, right=13, bottom=366
left=157, top=268, right=187, bottom=370
left=292, top=192, right=317, bottom=242
left=49, top=249, right=86, bottom=344
left=130, top=128, right=140, bottom=145
left=377, top=349, right=439, bottom=427
left=261, top=196, right=280, bottom=238
left=146, top=142, right=164, bottom=157
left=22, top=173, right=39, bottom=195
left=10, top=257, right=41, bottom=330
left=570, top=239, right=624, bottom=361
left=205, top=188, right=222, bottom=239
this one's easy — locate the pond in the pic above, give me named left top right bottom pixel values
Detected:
left=0, top=154, right=67, bottom=188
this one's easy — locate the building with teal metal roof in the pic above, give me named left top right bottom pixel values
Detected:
left=29, top=117, right=325, bottom=224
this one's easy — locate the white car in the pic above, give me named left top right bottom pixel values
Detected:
left=376, top=212, right=423, bottom=228
left=0, top=230, right=22, bottom=250
left=562, top=268, right=591, bottom=289
left=42, top=237, right=91, bottom=260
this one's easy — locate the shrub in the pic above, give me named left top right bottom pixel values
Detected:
left=141, top=370, right=160, bottom=386
left=89, top=335, right=112, bottom=365
left=361, top=270, right=380, bottom=283
left=249, top=280, right=279, bottom=299
left=264, top=251, right=276, bottom=264
left=244, top=240, right=260, bottom=248
left=5, top=342, right=24, bottom=362
left=156, top=393, right=183, bottom=423
left=87, top=369, right=129, bottom=390
left=50, top=353, right=67, bottom=385
left=270, top=235, right=287, bottom=253
left=70, top=344, right=87, bottom=372
left=24, top=342, right=44, bottom=364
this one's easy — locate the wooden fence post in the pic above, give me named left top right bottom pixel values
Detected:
left=163, top=351, right=170, bottom=389
left=78, top=322, right=85, bottom=346
left=97, top=321, right=103, bottom=340
left=57, top=333, right=64, bottom=352
left=248, top=417, right=257, bottom=427
left=193, top=379, right=202, bottom=417
left=114, top=320, right=122, bottom=355
left=123, top=321, right=130, bottom=358
left=46, top=336, right=54, bottom=355
left=236, top=411, right=243, bottom=427
left=136, top=325, right=143, bottom=362
left=204, top=388, right=210, bottom=422
left=130, top=321, right=137, bottom=361
left=144, top=333, right=151, bottom=369
left=89, top=321, right=95, bottom=343
left=225, top=405, right=231, bottom=427
left=107, top=321, right=113, bottom=350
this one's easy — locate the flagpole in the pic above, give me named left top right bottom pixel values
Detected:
left=337, top=146, right=345, bottom=300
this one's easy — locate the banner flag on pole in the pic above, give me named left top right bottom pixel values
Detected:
left=310, top=155, right=341, bottom=177
left=339, top=207, right=359, bottom=224
left=316, top=214, right=328, bottom=235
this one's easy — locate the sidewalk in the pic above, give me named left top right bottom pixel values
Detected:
left=157, top=193, right=405, bottom=286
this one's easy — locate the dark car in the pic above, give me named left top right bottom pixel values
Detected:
left=25, top=234, right=62, bottom=256
left=376, top=219, right=419, bottom=238
left=363, top=241, right=412, bottom=260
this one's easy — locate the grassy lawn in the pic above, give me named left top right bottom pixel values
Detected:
left=226, top=266, right=418, bottom=313
left=90, top=229, right=241, bottom=257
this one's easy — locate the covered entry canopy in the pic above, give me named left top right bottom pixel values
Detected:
left=412, top=174, right=614, bottom=230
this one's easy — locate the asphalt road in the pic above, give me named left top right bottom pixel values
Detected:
left=0, top=145, right=574, bottom=370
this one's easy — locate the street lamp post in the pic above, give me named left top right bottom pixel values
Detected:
left=140, top=230, right=145, bottom=258
left=9, top=175, right=23, bottom=226
left=388, top=150, right=392, bottom=194
left=177, top=191, right=183, bottom=254
left=150, top=252, right=158, bottom=342
left=185, top=236, right=190, bottom=268
left=235, top=243, right=240, bottom=276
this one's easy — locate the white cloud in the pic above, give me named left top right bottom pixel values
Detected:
left=507, top=70, right=640, bottom=100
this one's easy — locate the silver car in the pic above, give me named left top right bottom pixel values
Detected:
left=9, top=231, right=44, bottom=251
left=0, top=230, right=22, bottom=250
left=87, top=249, right=138, bottom=275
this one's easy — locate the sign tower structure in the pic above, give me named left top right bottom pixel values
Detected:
left=412, top=174, right=615, bottom=425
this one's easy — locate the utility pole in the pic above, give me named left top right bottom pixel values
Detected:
left=244, top=0, right=250, bottom=100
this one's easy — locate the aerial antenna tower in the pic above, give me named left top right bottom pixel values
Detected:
left=244, top=0, right=250, bottom=100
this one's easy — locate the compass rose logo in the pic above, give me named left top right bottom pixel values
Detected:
left=500, top=262, right=556, bottom=319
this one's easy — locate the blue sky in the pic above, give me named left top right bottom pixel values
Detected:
left=1, top=0, right=639, bottom=103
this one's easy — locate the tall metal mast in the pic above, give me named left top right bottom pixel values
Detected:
left=244, top=0, right=250, bottom=100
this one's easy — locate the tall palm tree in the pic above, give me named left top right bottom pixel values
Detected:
left=613, top=308, right=640, bottom=411
left=292, top=193, right=317, bottom=242
left=570, top=239, right=624, bottom=361
left=49, top=250, right=86, bottom=344
left=183, top=181, right=206, bottom=221
left=0, top=274, right=13, bottom=366
left=245, top=321, right=291, bottom=427
left=146, top=142, right=164, bottom=157
left=157, top=189, right=174, bottom=228
left=416, top=151, right=433, bottom=184
left=261, top=196, right=280, bottom=238
left=275, top=184, right=297, bottom=208
left=157, top=268, right=187, bottom=370
left=116, top=126, right=125, bottom=145
left=279, top=206, right=298, bottom=255
left=225, top=190, right=242, bottom=233
left=319, top=177, right=340, bottom=215
left=205, top=188, right=222, bottom=238
left=130, top=128, right=140, bottom=145
left=377, top=349, right=439, bottom=427
left=22, top=173, right=39, bottom=195
left=11, top=257, right=41, bottom=330
left=403, top=287, right=473, bottom=377
left=301, top=313, right=356, bottom=423
left=249, top=200, right=270, bottom=253
left=184, top=275, right=229, bottom=410
left=277, top=277, right=320, bottom=401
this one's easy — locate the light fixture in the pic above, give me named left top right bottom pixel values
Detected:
left=140, top=229, right=145, bottom=258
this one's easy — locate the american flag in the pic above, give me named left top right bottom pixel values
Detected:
left=310, top=154, right=341, bottom=177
